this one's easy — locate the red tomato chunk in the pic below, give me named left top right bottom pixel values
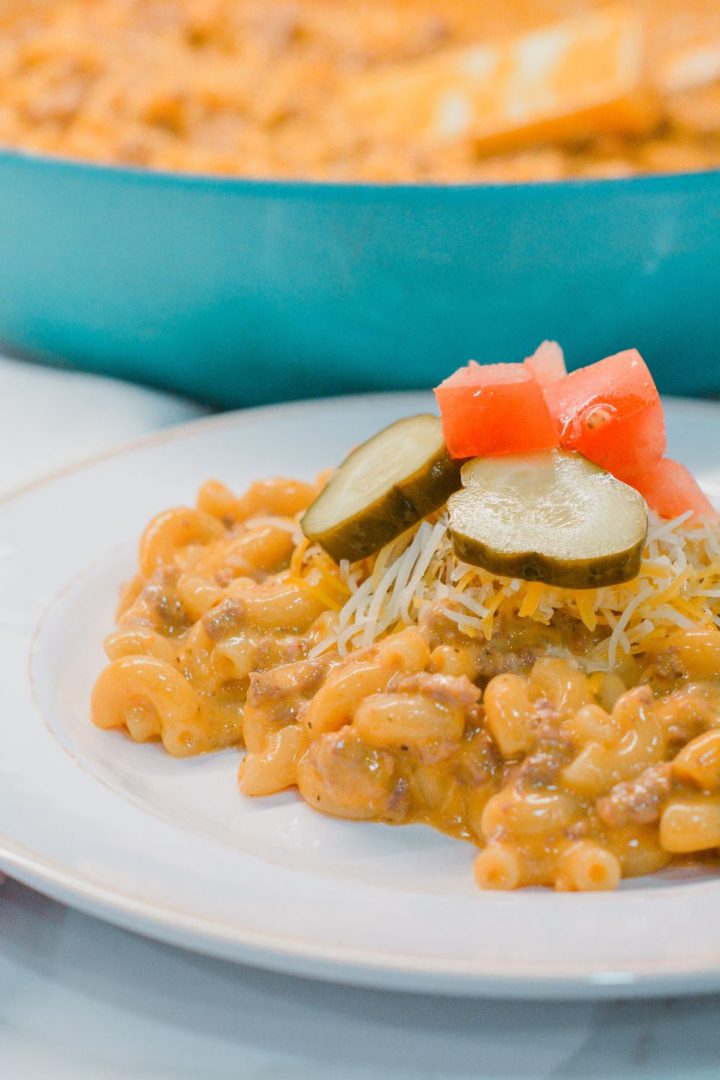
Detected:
left=627, top=458, right=719, bottom=523
left=543, top=349, right=666, bottom=479
left=434, top=361, right=559, bottom=459
left=524, top=341, right=567, bottom=387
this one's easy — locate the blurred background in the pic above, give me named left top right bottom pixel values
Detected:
left=0, top=0, right=718, bottom=407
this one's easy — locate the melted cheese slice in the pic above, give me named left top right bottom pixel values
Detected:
left=647, top=0, right=720, bottom=92
left=658, top=41, right=720, bottom=94
left=344, top=6, right=658, bottom=150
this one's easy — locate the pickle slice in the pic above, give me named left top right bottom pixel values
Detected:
left=301, top=414, right=461, bottom=562
left=448, top=450, right=647, bottom=588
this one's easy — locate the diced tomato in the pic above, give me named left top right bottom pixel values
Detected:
left=543, top=349, right=666, bottom=478
left=434, top=361, right=559, bottom=459
left=524, top=341, right=567, bottom=387
left=625, top=458, right=719, bottom=523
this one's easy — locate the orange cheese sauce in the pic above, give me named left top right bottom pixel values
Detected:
left=92, top=475, right=720, bottom=891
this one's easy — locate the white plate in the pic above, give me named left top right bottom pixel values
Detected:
left=3, top=392, right=720, bottom=1000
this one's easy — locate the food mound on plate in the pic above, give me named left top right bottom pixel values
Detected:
left=92, top=344, right=720, bottom=891
left=2, top=1, right=720, bottom=181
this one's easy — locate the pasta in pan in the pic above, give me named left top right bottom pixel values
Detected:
left=2, top=1, right=720, bottom=182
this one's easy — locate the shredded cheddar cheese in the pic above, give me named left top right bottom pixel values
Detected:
left=297, top=508, right=720, bottom=673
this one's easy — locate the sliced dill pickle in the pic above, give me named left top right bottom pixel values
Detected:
left=301, top=414, right=461, bottom=562
left=448, top=450, right=647, bottom=588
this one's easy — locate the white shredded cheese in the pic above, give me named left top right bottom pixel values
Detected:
left=300, top=509, right=720, bottom=672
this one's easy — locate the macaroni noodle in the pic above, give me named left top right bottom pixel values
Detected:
left=92, top=473, right=720, bottom=890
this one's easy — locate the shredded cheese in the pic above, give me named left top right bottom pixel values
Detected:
left=302, top=509, right=720, bottom=672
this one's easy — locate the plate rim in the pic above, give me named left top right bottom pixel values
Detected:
left=5, top=828, right=720, bottom=1001
left=0, top=388, right=714, bottom=507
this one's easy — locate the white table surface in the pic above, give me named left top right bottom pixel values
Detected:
left=2, top=357, right=720, bottom=1079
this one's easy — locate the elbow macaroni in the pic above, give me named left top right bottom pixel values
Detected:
left=92, top=474, right=720, bottom=891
